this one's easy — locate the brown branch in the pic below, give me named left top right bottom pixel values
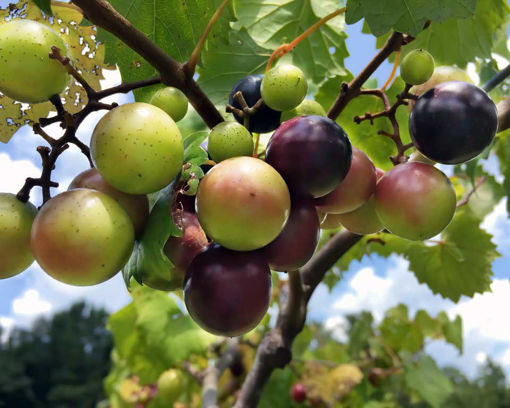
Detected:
left=457, top=176, right=487, bottom=208
left=71, top=0, right=224, bottom=128
left=234, top=231, right=363, bottom=408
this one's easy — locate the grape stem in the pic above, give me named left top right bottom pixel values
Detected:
left=225, top=92, right=265, bottom=130
left=456, top=176, right=487, bottom=208
left=381, top=49, right=401, bottom=91
left=482, top=63, right=510, bottom=93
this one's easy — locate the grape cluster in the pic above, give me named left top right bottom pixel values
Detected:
left=0, top=19, right=500, bottom=338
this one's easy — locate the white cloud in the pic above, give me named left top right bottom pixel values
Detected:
left=0, top=317, right=14, bottom=343
left=0, top=153, right=40, bottom=194
left=481, top=198, right=510, bottom=252
left=12, top=289, right=52, bottom=316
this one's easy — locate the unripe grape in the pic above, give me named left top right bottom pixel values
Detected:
left=91, top=103, right=184, bottom=194
left=184, top=244, right=271, bottom=337
left=266, top=116, right=352, bottom=198
left=281, top=99, right=326, bottom=122
left=261, top=64, right=308, bottom=111
left=410, top=82, right=498, bottom=164
left=0, top=20, right=69, bottom=103
left=69, top=168, right=149, bottom=238
left=291, top=383, right=307, bottom=403
left=157, top=369, right=182, bottom=402
left=263, top=200, right=320, bottom=271
left=207, top=121, right=254, bottom=162
left=400, top=49, right=434, bottom=85
left=374, top=162, right=456, bottom=240
left=196, top=157, right=290, bottom=251
left=31, top=189, right=134, bottom=286
left=150, top=87, right=188, bottom=122
left=0, top=193, right=37, bottom=279
left=315, top=148, right=377, bottom=214
left=229, top=74, right=281, bottom=133
left=337, top=199, right=383, bottom=235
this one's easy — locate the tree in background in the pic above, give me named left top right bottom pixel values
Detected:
left=0, top=0, right=509, bottom=407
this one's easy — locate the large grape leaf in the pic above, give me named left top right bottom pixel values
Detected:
left=403, top=355, right=453, bottom=408
left=0, top=1, right=110, bottom=143
left=232, top=0, right=348, bottom=84
left=107, top=285, right=214, bottom=384
left=345, top=0, right=477, bottom=37
left=96, top=0, right=232, bottom=102
left=401, top=0, right=510, bottom=67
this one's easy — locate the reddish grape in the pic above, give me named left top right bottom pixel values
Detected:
left=266, top=116, right=352, bottom=198
left=291, top=383, right=307, bottom=403
left=184, top=245, right=271, bottom=336
left=337, top=199, right=383, bottom=235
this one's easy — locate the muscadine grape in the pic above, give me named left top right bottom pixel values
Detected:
left=411, top=66, right=473, bottom=96
left=149, top=87, right=188, bottom=122
left=91, top=103, right=184, bottom=194
left=320, top=213, right=343, bottom=230
left=0, top=193, right=37, bottom=279
left=315, top=148, right=376, bottom=214
left=410, top=82, right=498, bottom=164
left=291, top=383, right=307, bottom=403
left=184, top=244, right=271, bottom=336
left=261, top=64, right=308, bottom=111
left=157, top=369, right=182, bottom=403
left=143, top=210, right=208, bottom=291
left=196, top=157, right=290, bottom=251
left=207, top=121, right=254, bottom=162
left=0, top=20, right=69, bottom=103
left=373, top=162, right=456, bottom=241
left=69, top=168, right=149, bottom=238
left=31, top=189, right=134, bottom=286
left=266, top=115, right=352, bottom=198
left=337, top=199, right=383, bottom=235
left=229, top=75, right=281, bottom=133
left=400, top=49, right=434, bottom=85
left=263, top=200, right=320, bottom=271
left=280, top=99, right=326, bottom=122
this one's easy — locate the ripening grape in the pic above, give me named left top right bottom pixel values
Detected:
left=400, top=49, right=434, bottom=85
left=266, top=116, right=352, bottom=198
left=207, top=121, right=254, bottom=162
left=31, top=189, right=134, bottom=286
left=229, top=74, right=281, bottom=133
left=196, top=157, right=290, bottom=251
left=336, top=199, right=383, bottom=235
left=280, top=99, right=326, bottom=122
left=0, top=193, right=37, bottom=279
left=320, top=213, right=343, bottom=230
left=411, top=66, right=473, bottom=96
left=291, top=383, right=307, bottom=403
left=69, top=168, right=149, bottom=237
left=373, top=162, right=456, bottom=240
left=263, top=200, right=320, bottom=271
left=410, top=82, right=498, bottom=164
left=157, top=369, right=182, bottom=403
left=261, top=64, right=308, bottom=111
left=315, top=148, right=377, bottom=214
left=0, top=20, right=69, bottom=103
left=143, top=210, right=208, bottom=291
left=184, top=245, right=271, bottom=336
left=149, top=87, right=188, bottom=122
left=91, top=103, right=184, bottom=194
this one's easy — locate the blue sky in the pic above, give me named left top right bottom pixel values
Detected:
left=0, top=5, right=510, bottom=380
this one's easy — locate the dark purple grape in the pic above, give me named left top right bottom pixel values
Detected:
left=265, top=115, right=352, bottom=198
left=409, top=81, right=498, bottom=164
left=184, top=245, right=271, bottom=336
left=229, top=75, right=281, bottom=134
left=263, top=200, right=320, bottom=271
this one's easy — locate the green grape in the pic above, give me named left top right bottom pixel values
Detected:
left=400, top=49, right=435, bottom=85
left=91, top=103, right=184, bottom=194
left=0, top=20, right=69, bottom=103
left=31, top=189, right=134, bottom=286
left=208, top=121, right=254, bottom=162
left=149, top=87, right=188, bottom=122
left=0, top=193, right=37, bottom=279
left=157, top=369, right=182, bottom=403
left=280, top=99, right=326, bottom=122
left=261, top=64, right=308, bottom=111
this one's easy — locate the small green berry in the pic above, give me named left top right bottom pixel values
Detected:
left=150, top=87, right=188, bottom=122
left=208, top=121, right=254, bottom=162
left=400, top=49, right=435, bottom=86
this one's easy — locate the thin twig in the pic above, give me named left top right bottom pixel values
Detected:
left=457, top=176, right=486, bottom=207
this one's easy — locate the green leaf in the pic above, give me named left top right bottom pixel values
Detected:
left=259, top=368, right=299, bottom=408
left=379, top=304, right=424, bottom=353
left=123, top=180, right=182, bottom=290
left=404, top=355, right=453, bottom=408
left=404, top=208, right=498, bottom=301
left=98, top=0, right=232, bottom=102
left=232, top=0, right=348, bottom=84
left=401, top=0, right=509, bottom=67
left=438, top=312, right=463, bottom=352
left=198, top=29, right=272, bottom=106
left=346, top=0, right=477, bottom=37
left=33, top=0, right=52, bottom=15
left=348, top=312, right=374, bottom=359
left=108, top=287, right=215, bottom=384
